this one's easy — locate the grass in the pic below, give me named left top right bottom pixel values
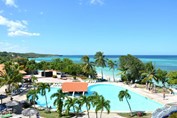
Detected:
left=39, top=110, right=59, bottom=118
left=118, top=113, right=152, bottom=118
left=38, top=110, right=82, bottom=118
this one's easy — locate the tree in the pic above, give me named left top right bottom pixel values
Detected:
left=50, top=58, right=62, bottom=70
left=27, top=89, right=39, bottom=108
left=156, top=69, right=167, bottom=98
left=50, top=89, right=66, bottom=117
left=91, top=92, right=100, bottom=118
left=81, top=55, right=96, bottom=78
left=64, top=97, right=77, bottom=116
left=75, top=98, right=83, bottom=117
left=37, top=61, right=49, bottom=77
left=167, top=71, right=177, bottom=86
left=118, top=89, right=132, bottom=116
left=0, top=61, right=22, bottom=92
left=13, top=57, right=28, bottom=70
left=80, top=95, right=92, bottom=118
left=94, top=52, right=107, bottom=79
left=94, top=95, right=110, bottom=118
left=37, top=83, right=50, bottom=109
left=119, top=54, right=144, bottom=83
left=26, top=60, right=37, bottom=75
left=142, top=62, right=157, bottom=91
left=107, top=59, right=117, bottom=82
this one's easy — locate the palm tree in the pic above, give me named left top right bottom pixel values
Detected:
left=27, top=89, right=39, bottom=108
left=118, top=66, right=129, bottom=83
left=80, top=95, right=92, bottom=118
left=107, top=59, right=117, bottom=82
left=94, top=95, right=110, bottom=118
left=81, top=55, right=95, bottom=78
left=118, top=89, right=132, bottom=116
left=141, top=62, right=157, bottom=91
left=94, top=52, right=107, bottom=79
left=90, top=92, right=100, bottom=118
left=156, top=69, right=167, bottom=99
left=0, top=61, right=22, bottom=92
left=26, top=60, right=36, bottom=75
left=37, top=83, right=50, bottom=109
left=64, top=97, right=77, bottom=116
left=75, top=98, right=83, bottom=117
left=50, top=89, right=66, bottom=117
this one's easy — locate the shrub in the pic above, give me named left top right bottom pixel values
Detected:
left=169, top=112, right=177, bottom=118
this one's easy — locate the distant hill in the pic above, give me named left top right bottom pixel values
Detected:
left=0, top=51, right=60, bottom=58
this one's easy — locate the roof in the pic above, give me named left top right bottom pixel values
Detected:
left=62, top=82, right=88, bottom=92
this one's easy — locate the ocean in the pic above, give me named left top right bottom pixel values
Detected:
left=30, top=55, right=177, bottom=81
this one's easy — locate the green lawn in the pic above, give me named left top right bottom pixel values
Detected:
left=39, top=110, right=59, bottom=118
left=39, top=110, right=80, bottom=118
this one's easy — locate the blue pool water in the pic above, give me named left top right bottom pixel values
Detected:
left=36, top=84, right=163, bottom=112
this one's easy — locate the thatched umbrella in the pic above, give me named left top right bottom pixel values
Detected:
left=6, top=100, right=19, bottom=107
left=22, top=108, right=39, bottom=118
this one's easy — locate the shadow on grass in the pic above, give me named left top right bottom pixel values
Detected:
left=118, top=111, right=151, bottom=118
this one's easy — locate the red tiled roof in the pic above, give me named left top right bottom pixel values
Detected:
left=62, top=82, right=88, bottom=92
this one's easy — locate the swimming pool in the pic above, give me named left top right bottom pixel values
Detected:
left=36, top=84, right=163, bottom=112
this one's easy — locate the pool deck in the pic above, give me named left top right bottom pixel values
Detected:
left=0, top=78, right=176, bottom=118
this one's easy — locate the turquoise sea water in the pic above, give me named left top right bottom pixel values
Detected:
left=36, top=84, right=163, bottom=112
left=30, top=55, right=177, bottom=81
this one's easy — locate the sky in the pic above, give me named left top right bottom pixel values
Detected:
left=0, top=0, right=177, bottom=55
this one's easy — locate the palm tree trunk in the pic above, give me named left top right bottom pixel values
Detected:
left=101, top=68, right=103, bottom=80
left=87, top=109, right=90, bottom=118
left=33, top=99, right=36, bottom=108
left=163, top=85, right=166, bottom=100
left=126, top=97, right=132, bottom=116
left=100, top=109, right=103, bottom=118
left=73, top=106, right=75, bottom=114
left=96, top=112, right=98, bottom=118
left=146, top=82, right=148, bottom=90
left=153, top=84, right=156, bottom=93
left=45, top=94, right=48, bottom=109
left=113, top=69, right=115, bottom=82
left=8, top=84, right=11, bottom=92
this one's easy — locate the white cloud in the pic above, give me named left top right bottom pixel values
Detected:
left=90, top=0, right=104, bottom=5
left=4, top=0, right=17, bottom=8
left=0, top=15, right=40, bottom=37
left=8, top=30, right=40, bottom=37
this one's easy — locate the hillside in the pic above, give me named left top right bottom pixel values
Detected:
left=0, top=51, right=60, bottom=63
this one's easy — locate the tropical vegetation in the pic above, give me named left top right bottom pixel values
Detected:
left=37, top=83, right=51, bottom=109
left=118, top=89, right=132, bottom=116
left=94, top=51, right=107, bottom=79
left=0, top=61, right=22, bottom=92
left=50, top=89, right=66, bottom=117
